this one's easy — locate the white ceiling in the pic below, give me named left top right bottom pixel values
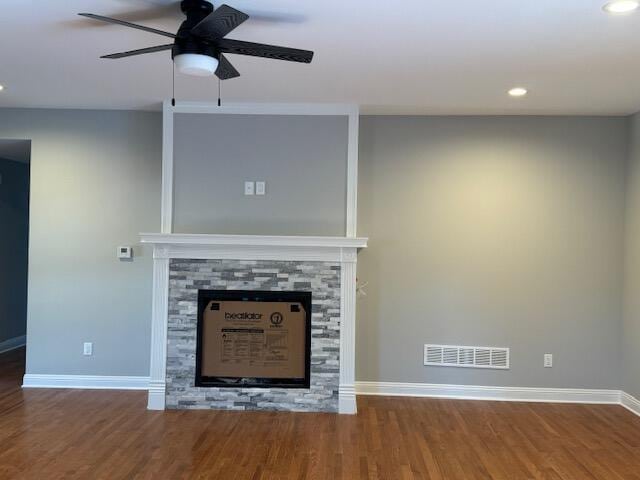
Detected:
left=1, top=0, right=640, bottom=115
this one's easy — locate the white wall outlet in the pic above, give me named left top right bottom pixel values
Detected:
left=544, top=353, right=553, bottom=368
left=83, top=342, right=93, bottom=356
left=117, top=246, right=132, bottom=259
left=255, top=181, right=266, bottom=195
left=244, top=181, right=255, bottom=195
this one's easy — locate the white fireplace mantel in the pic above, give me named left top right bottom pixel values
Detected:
left=140, top=233, right=368, bottom=261
left=141, top=233, right=368, bottom=414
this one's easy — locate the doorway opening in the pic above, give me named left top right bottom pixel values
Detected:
left=0, top=140, right=31, bottom=378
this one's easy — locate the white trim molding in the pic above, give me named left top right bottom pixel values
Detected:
left=22, top=374, right=149, bottom=390
left=20, top=375, right=640, bottom=418
left=161, top=102, right=174, bottom=234
left=140, top=233, right=368, bottom=263
left=147, top=256, right=170, bottom=410
left=161, top=101, right=360, bottom=238
left=356, top=381, right=622, bottom=405
left=155, top=101, right=363, bottom=413
left=0, top=335, right=26, bottom=354
left=141, top=233, right=367, bottom=413
left=621, top=391, right=640, bottom=417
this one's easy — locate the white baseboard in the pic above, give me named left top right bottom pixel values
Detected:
left=22, top=374, right=149, bottom=390
left=355, top=381, right=621, bottom=405
left=339, top=384, right=357, bottom=414
left=147, top=381, right=166, bottom=410
left=621, top=391, right=640, bottom=417
left=0, top=335, right=26, bottom=354
left=17, top=375, right=640, bottom=418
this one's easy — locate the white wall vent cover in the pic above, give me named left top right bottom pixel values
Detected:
left=424, top=344, right=510, bottom=370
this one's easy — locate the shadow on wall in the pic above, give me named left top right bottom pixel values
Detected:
left=0, top=139, right=30, bottom=352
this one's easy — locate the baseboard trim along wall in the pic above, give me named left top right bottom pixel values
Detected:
left=22, top=374, right=150, bottom=390
left=621, top=391, right=640, bottom=417
left=0, top=335, right=26, bottom=354
left=355, top=381, right=640, bottom=416
left=20, top=376, right=640, bottom=417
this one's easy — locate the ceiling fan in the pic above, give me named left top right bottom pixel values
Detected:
left=79, top=0, right=314, bottom=80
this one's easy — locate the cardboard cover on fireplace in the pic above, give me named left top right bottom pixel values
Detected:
left=195, top=290, right=312, bottom=388
left=202, top=300, right=306, bottom=378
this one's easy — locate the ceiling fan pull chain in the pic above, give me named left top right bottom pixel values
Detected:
left=218, top=77, right=222, bottom=107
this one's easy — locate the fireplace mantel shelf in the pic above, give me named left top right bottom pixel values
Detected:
left=140, top=233, right=368, bottom=249
left=140, top=233, right=368, bottom=263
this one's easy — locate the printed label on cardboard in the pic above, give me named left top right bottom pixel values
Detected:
left=201, top=300, right=306, bottom=379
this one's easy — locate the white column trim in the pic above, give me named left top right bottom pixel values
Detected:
left=339, top=254, right=358, bottom=414
left=148, top=256, right=169, bottom=410
left=161, top=100, right=174, bottom=234
left=346, top=108, right=359, bottom=238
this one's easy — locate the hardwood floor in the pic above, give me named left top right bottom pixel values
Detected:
left=1, top=349, right=640, bottom=479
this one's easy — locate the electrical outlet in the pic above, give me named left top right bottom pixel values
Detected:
left=244, top=181, right=255, bottom=195
left=256, top=181, right=266, bottom=195
left=544, top=353, right=553, bottom=368
left=83, top=342, right=93, bottom=356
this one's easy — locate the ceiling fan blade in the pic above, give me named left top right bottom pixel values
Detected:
left=101, top=44, right=174, bottom=59
left=78, top=13, right=176, bottom=38
left=98, top=4, right=180, bottom=23
left=215, top=54, right=240, bottom=80
left=190, top=4, right=249, bottom=41
left=218, top=39, right=313, bottom=64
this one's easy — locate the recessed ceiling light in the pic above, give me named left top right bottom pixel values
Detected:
left=603, top=0, right=639, bottom=14
left=508, top=87, right=528, bottom=97
left=0, top=85, right=4, bottom=92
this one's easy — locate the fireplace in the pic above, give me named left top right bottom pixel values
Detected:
left=140, top=233, right=367, bottom=413
left=195, top=290, right=312, bottom=389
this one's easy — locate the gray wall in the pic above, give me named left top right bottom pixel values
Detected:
left=357, top=116, right=628, bottom=389
left=1, top=107, right=636, bottom=393
left=623, top=113, right=640, bottom=398
left=173, top=114, right=348, bottom=236
left=0, top=109, right=161, bottom=376
left=0, top=157, right=29, bottom=344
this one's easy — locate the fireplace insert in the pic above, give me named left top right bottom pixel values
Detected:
left=195, top=290, right=312, bottom=388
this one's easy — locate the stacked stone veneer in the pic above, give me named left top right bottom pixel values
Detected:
left=166, top=258, right=341, bottom=412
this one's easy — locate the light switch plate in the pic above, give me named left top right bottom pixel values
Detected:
left=244, top=181, right=255, bottom=195
left=118, top=246, right=132, bottom=259
left=83, top=342, right=93, bottom=356
left=256, top=181, right=266, bottom=195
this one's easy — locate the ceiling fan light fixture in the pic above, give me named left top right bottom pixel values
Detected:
left=603, top=0, right=639, bottom=14
left=174, top=53, right=219, bottom=77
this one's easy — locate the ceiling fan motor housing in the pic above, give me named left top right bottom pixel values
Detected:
left=173, top=0, right=219, bottom=60
left=180, top=0, right=214, bottom=16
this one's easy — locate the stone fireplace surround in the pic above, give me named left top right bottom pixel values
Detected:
left=140, top=233, right=368, bottom=414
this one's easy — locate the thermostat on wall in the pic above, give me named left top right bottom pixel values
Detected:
left=118, top=246, right=133, bottom=259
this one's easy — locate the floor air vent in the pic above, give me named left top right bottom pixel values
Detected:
left=424, top=344, right=510, bottom=370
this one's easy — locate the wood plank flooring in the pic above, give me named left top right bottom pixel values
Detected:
left=1, top=347, right=640, bottom=479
